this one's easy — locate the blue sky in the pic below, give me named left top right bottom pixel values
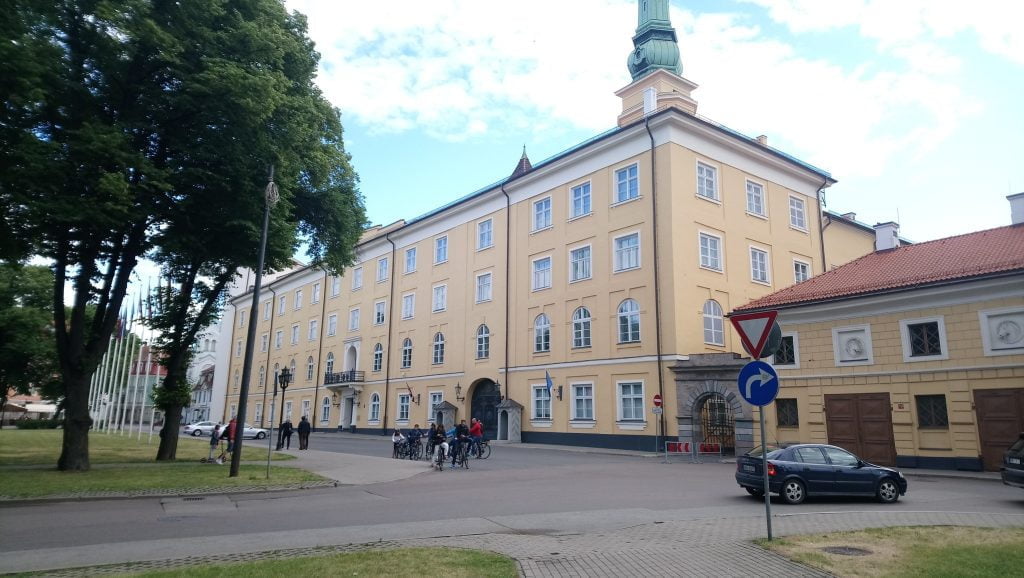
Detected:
left=287, top=0, right=1024, bottom=245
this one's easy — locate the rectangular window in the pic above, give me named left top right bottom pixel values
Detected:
left=476, top=272, right=492, bottom=303
left=571, top=182, right=591, bottom=217
left=404, top=247, right=417, bottom=273
left=750, top=247, right=769, bottom=284
left=619, top=382, right=644, bottom=421
left=697, top=162, right=718, bottom=200
left=275, top=330, right=282, bottom=349
left=477, top=219, right=493, bottom=249
left=278, top=296, right=286, bottom=315
left=774, top=335, right=796, bottom=365
left=569, top=246, right=592, bottom=282
left=376, top=258, right=389, bottom=282
left=746, top=180, right=765, bottom=215
left=302, top=400, right=310, bottom=419
left=432, top=285, right=447, bottom=312
left=239, top=311, right=246, bottom=327
left=401, top=293, right=415, bottom=319
left=308, top=319, right=318, bottom=341
left=789, top=196, right=807, bottom=229
left=348, top=308, right=360, bottom=331
left=398, top=394, right=410, bottom=422
left=916, top=394, right=949, bottom=428
left=907, top=321, right=942, bottom=357
left=254, top=403, right=262, bottom=425
left=260, top=333, right=268, bottom=352
left=331, top=276, right=341, bottom=296
left=429, top=392, right=443, bottom=420
left=434, top=236, right=448, bottom=264
left=290, top=325, right=299, bottom=345
left=263, top=301, right=271, bottom=320
left=532, top=386, right=551, bottom=420
left=615, top=164, right=639, bottom=202
left=614, top=233, right=640, bottom=271
left=776, top=399, right=799, bottom=427
left=294, top=289, right=303, bottom=310
left=327, top=314, right=337, bottom=336
left=532, top=257, right=552, bottom=290
left=374, top=301, right=386, bottom=325
left=352, top=267, right=363, bottom=290
left=312, top=282, right=321, bottom=304
left=533, top=197, right=552, bottom=231
left=572, top=384, right=594, bottom=420
left=235, top=339, right=242, bottom=357
left=794, top=260, right=810, bottom=283
left=699, top=232, right=722, bottom=271
left=373, top=346, right=383, bottom=372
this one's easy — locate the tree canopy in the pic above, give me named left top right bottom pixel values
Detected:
left=1, top=0, right=365, bottom=470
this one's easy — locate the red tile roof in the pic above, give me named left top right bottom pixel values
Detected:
left=736, top=224, right=1024, bottom=311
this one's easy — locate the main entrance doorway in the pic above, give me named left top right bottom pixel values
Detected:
left=974, top=388, right=1024, bottom=471
left=698, top=393, right=735, bottom=454
left=469, top=379, right=500, bottom=440
left=825, top=393, right=897, bottom=466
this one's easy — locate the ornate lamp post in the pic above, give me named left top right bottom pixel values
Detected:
left=275, top=367, right=293, bottom=450
left=229, top=167, right=279, bottom=477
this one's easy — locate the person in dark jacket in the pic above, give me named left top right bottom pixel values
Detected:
left=280, top=418, right=293, bottom=449
left=208, top=424, right=222, bottom=462
left=297, top=415, right=312, bottom=450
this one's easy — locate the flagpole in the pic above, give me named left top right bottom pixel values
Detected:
left=128, top=287, right=147, bottom=437
left=115, top=307, right=135, bottom=433
left=108, top=321, right=126, bottom=431
left=96, top=338, right=113, bottom=431
left=138, top=281, right=154, bottom=441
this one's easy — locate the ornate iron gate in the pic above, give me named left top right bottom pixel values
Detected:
left=700, top=394, right=735, bottom=454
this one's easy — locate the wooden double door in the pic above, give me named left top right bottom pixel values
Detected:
left=825, top=393, right=897, bottom=467
left=974, top=388, right=1024, bottom=471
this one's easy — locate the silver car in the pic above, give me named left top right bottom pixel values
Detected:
left=183, top=421, right=218, bottom=437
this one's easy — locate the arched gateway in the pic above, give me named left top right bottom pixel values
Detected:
left=670, top=353, right=754, bottom=456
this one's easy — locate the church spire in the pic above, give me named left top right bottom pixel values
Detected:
left=627, top=0, right=682, bottom=81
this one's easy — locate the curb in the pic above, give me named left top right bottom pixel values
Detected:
left=0, top=479, right=339, bottom=506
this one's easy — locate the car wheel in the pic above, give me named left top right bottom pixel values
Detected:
left=781, top=479, right=806, bottom=504
left=256, top=432, right=266, bottom=440
left=877, top=478, right=900, bottom=503
left=745, top=487, right=764, bottom=498
left=191, top=430, right=202, bottom=437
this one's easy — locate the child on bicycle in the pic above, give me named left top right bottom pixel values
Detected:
left=391, top=429, right=405, bottom=458
left=430, top=424, right=448, bottom=464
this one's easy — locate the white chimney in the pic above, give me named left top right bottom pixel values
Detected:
left=874, top=221, right=900, bottom=251
left=1009, top=192, right=1024, bottom=225
left=756, top=134, right=768, bottom=145
left=643, top=87, right=658, bottom=116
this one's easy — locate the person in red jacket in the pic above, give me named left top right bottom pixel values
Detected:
left=469, top=417, right=484, bottom=458
left=222, top=417, right=238, bottom=453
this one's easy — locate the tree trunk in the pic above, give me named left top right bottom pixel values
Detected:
left=155, top=402, right=183, bottom=461
left=57, top=374, right=92, bottom=471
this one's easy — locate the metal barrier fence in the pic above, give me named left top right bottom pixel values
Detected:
left=664, top=441, right=723, bottom=463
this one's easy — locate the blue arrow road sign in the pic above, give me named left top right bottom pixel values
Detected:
left=737, top=361, right=779, bottom=406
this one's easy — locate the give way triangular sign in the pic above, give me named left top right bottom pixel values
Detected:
left=729, top=310, right=778, bottom=359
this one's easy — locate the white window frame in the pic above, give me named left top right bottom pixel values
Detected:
left=476, top=272, right=492, bottom=303
left=290, top=324, right=299, bottom=345
left=832, top=325, right=874, bottom=366
left=294, top=289, right=303, bottom=310
left=569, top=245, right=592, bottom=282
left=331, top=275, right=341, bottom=296
left=432, top=284, right=447, bottom=312
left=771, top=332, right=801, bottom=369
left=376, top=258, right=389, bottom=282
left=263, top=301, right=271, bottom=320
left=275, top=330, right=283, bottom=349
left=428, top=391, right=443, bottom=422
left=397, top=394, right=410, bottom=423
left=401, top=338, right=412, bottom=368
left=260, top=333, right=268, bottom=352
left=533, top=197, right=552, bottom=231
left=374, top=300, right=386, bottom=325
left=352, top=266, right=363, bottom=290
left=306, top=357, right=314, bottom=381
left=401, top=293, right=415, bottom=319
left=325, top=352, right=335, bottom=375
left=235, top=339, right=242, bottom=357
left=476, top=324, right=490, bottom=359
left=745, top=180, right=766, bottom=217
left=532, top=256, right=552, bottom=291
left=477, top=218, right=493, bottom=250
left=327, top=313, right=337, bottom=336
left=404, top=247, right=417, bottom=274
left=372, top=343, right=383, bottom=372
left=239, top=311, right=246, bottom=327
left=320, top=397, right=330, bottom=424
left=614, top=163, right=639, bottom=203
left=699, top=231, right=723, bottom=272
left=312, top=282, right=321, bottom=304
left=613, top=232, right=640, bottom=272
left=899, top=316, right=949, bottom=362
left=696, top=161, right=719, bottom=201
left=570, top=181, right=592, bottom=218
left=432, top=332, right=445, bottom=365
left=434, top=235, right=448, bottom=264
left=702, top=300, right=724, bottom=346
left=789, top=195, right=807, bottom=230
left=278, top=295, right=286, bottom=315
left=572, top=307, right=592, bottom=349
left=308, top=319, right=319, bottom=341
left=369, top=393, right=380, bottom=423
left=570, top=382, right=595, bottom=422
left=793, top=259, right=811, bottom=283
left=534, top=313, right=551, bottom=353
left=749, top=246, right=770, bottom=285
left=348, top=308, right=360, bottom=331
left=617, top=380, right=645, bottom=425
left=302, top=399, right=310, bottom=418
left=532, top=385, right=552, bottom=422
left=978, top=307, right=1024, bottom=356
left=618, top=299, right=641, bottom=344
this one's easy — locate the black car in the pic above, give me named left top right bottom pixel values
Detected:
left=735, top=443, right=907, bottom=504
left=1001, top=433, right=1024, bottom=489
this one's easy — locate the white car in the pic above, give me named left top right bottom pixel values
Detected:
left=184, top=421, right=217, bottom=437
left=240, top=424, right=268, bottom=440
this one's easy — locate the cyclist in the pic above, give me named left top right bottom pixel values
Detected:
left=391, top=429, right=405, bottom=458
left=430, top=424, right=448, bottom=466
left=450, top=419, right=470, bottom=468
left=468, top=417, right=484, bottom=458
left=407, top=424, right=424, bottom=459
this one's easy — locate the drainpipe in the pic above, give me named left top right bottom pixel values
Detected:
left=382, top=232, right=397, bottom=434
left=816, top=177, right=829, bottom=273
left=223, top=298, right=241, bottom=422
left=310, top=269, right=329, bottom=431
left=500, top=181, right=512, bottom=403
left=643, top=116, right=667, bottom=451
left=258, top=286, right=277, bottom=428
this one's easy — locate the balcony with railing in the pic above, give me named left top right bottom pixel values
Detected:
left=324, top=370, right=365, bottom=385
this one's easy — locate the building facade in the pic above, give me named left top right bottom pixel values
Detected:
left=221, top=1, right=877, bottom=450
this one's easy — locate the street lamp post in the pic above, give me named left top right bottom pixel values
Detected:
left=229, top=167, right=279, bottom=477
left=275, top=368, right=292, bottom=450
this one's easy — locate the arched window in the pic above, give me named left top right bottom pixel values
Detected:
left=211, top=340, right=217, bottom=351
left=325, top=352, right=335, bottom=375
left=306, top=356, right=315, bottom=381
left=289, top=359, right=296, bottom=381
left=233, top=369, right=239, bottom=390
left=370, top=393, right=381, bottom=422
left=534, top=314, right=551, bottom=353
left=618, top=299, right=641, bottom=343
left=401, top=338, right=412, bottom=368
left=321, top=396, right=331, bottom=423
left=258, top=366, right=265, bottom=387
left=572, top=307, right=592, bottom=348
left=703, top=300, right=724, bottom=345
left=204, top=339, right=210, bottom=351
left=432, top=332, right=445, bottom=365
left=373, top=343, right=383, bottom=372
left=476, top=324, right=490, bottom=359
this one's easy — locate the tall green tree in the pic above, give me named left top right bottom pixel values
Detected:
left=0, top=263, right=61, bottom=413
left=1, top=0, right=364, bottom=470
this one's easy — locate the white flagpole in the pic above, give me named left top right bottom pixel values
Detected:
left=88, top=358, right=101, bottom=422
left=138, top=281, right=155, bottom=441
left=115, top=307, right=135, bottom=433
left=127, top=291, right=146, bottom=437
left=107, top=318, right=126, bottom=432
left=96, top=337, right=114, bottom=432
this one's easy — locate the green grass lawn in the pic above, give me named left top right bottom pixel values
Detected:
left=128, top=547, right=517, bottom=578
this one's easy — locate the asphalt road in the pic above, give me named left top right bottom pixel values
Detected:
left=2, top=433, right=1022, bottom=556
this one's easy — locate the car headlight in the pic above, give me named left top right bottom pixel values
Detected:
left=897, top=471, right=904, bottom=478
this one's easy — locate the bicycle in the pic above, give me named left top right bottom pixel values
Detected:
left=469, top=439, right=491, bottom=459
left=406, top=438, right=423, bottom=460
left=433, top=442, right=448, bottom=471
left=451, top=439, right=470, bottom=469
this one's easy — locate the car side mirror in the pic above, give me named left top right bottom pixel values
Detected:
left=856, top=460, right=865, bottom=468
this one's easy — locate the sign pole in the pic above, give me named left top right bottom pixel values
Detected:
left=760, top=406, right=773, bottom=540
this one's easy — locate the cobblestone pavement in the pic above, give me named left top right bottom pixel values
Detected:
left=20, top=510, right=1024, bottom=577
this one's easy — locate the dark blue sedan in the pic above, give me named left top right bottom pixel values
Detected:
left=735, top=443, right=907, bottom=504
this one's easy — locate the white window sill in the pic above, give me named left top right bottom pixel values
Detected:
left=570, top=420, right=596, bottom=429
left=367, top=420, right=381, bottom=426
left=695, top=193, right=721, bottom=204
left=752, top=279, right=771, bottom=287
left=789, top=225, right=809, bottom=233
left=569, top=276, right=592, bottom=284
left=530, top=420, right=553, bottom=428
left=396, top=420, right=409, bottom=426
left=610, top=195, right=642, bottom=208
left=699, top=265, right=724, bottom=273
left=477, top=244, right=494, bottom=252
left=434, top=260, right=448, bottom=266
left=746, top=211, right=768, bottom=220
left=530, top=225, right=553, bottom=235
left=567, top=212, right=592, bottom=222
left=613, top=266, right=640, bottom=274
left=902, top=353, right=949, bottom=363
left=616, top=421, right=647, bottom=431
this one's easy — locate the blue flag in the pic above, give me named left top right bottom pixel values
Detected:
left=545, top=371, right=553, bottom=398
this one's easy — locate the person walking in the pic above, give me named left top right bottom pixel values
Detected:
left=281, top=417, right=294, bottom=449
left=208, top=424, right=222, bottom=462
left=223, top=417, right=238, bottom=453
left=469, top=417, right=484, bottom=457
left=297, top=415, right=312, bottom=450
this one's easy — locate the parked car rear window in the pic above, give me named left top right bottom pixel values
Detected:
left=1010, top=436, right=1024, bottom=453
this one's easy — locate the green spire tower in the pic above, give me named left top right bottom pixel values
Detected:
left=627, top=0, right=682, bottom=81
